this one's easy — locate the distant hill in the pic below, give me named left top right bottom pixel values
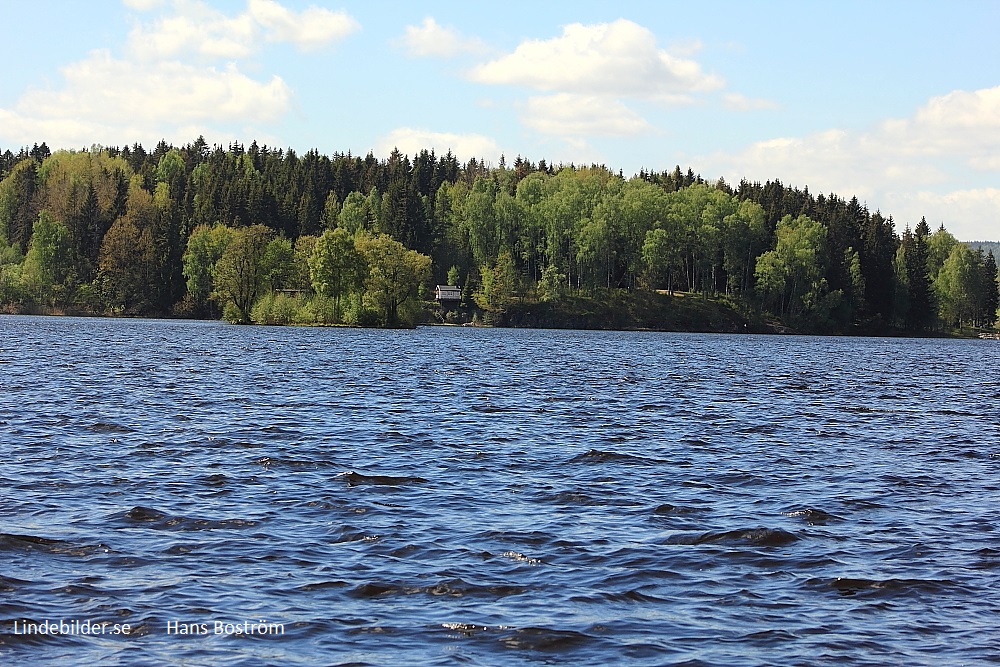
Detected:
left=966, top=241, right=1000, bottom=256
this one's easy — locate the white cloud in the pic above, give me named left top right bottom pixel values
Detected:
left=376, top=128, right=500, bottom=162
left=878, top=86, right=1000, bottom=164
left=891, top=188, right=1000, bottom=241
left=247, top=0, right=359, bottom=51
left=399, top=17, right=486, bottom=58
left=122, top=0, right=164, bottom=10
left=723, top=92, right=779, bottom=111
left=471, top=19, right=722, bottom=99
left=523, top=94, right=651, bottom=136
left=127, top=0, right=358, bottom=59
left=700, top=85, right=1000, bottom=240
left=128, top=1, right=258, bottom=60
left=27, top=50, right=289, bottom=124
left=0, top=49, right=290, bottom=147
left=0, top=0, right=356, bottom=149
left=467, top=19, right=720, bottom=143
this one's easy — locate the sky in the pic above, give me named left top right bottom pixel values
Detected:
left=1, top=0, right=998, bottom=241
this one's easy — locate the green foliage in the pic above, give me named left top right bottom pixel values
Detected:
left=338, top=191, right=369, bottom=234
left=446, top=265, right=461, bottom=288
left=182, top=224, right=234, bottom=314
left=474, top=250, right=518, bottom=322
left=295, top=294, right=338, bottom=325
left=641, top=228, right=678, bottom=291
left=21, top=211, right=72, bottom=305
left=0, top=241, right=24, bottom=305
left=985, top=251, right=999, bottom=328
left=292, top=235, right=318, bottom=290
left=537, top=264, right=567, bottom=302
left=927, top=225, right=959, bottom=279
left=355, top=232, right=431, bottom=327
left=98, top=176, right=174, bottom=312
left=320, top=192, right=341, bottom=230
left=0, top=159, right=39, bottom=253
left=0, top=139, right=993, bottom=334
left=308, top=227, right=362, bottom=322
left=933, top=244, right=996, bottom=328
left=263, top=237, right=297, bottom=291
left=251, top=291, right=301, bottom=325
left=213, top=224, right=274, bottom=324
left=155, top=149, right=186, bottom=185
left=754, top=214, right=833, bottom=321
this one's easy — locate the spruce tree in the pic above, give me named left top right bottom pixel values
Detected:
left=983, top=250, right=998, bottom=328
left=906, top=218, right=934, bottom=329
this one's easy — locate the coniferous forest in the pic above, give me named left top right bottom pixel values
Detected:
left=0, top=138, right=997, bottom=333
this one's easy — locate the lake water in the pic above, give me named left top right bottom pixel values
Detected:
left=1, top=315, right=999, bottom=666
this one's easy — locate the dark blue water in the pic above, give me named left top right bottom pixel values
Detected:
left=2, top=315, right=999, bottom=666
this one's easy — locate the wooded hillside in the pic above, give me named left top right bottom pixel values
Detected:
left=1, top=139, right=997, bottom=331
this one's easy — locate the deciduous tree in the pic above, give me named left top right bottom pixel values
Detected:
left=213, top=224, right=274, bottom=323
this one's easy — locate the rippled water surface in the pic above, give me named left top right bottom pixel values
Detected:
left=2, top=315, right=999, bottom=666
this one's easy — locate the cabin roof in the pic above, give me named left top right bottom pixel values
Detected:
left=435, top=285, right=462, bottom=300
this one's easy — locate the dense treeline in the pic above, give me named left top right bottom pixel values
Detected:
left=0, top=138, right=997, bottom=332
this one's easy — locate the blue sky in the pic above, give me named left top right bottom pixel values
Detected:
left=1, top=0, right=998, bottom=240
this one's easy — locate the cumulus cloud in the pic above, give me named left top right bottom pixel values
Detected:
left=700, top=85, right=1000, bottom=240
left=890, top=188, right=1000, bottom=241
left=247, top=0, right=359, bottom=51
left=0, top=49, right=290, bottom=147
left=398, top=17, right=486, bottom=58
left=878, top=86, right=1000, bottom=164
left=127, top=1, right=258, bottom=60
left=471, top=19, right=722, bottom=99
left=128, top=0, right=358, bottom=59
left=376, top=128, right=500, bottom=162
left=523, top=94, right=651, bottom=136
left=467, top=19, right=720, bottom=144
left=0, top=0, right=356, bottom=149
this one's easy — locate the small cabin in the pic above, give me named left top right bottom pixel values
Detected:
left=434, top=285, right=462, bottom=302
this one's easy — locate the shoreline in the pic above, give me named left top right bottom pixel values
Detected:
left=1, top=302, right=988, bottom=340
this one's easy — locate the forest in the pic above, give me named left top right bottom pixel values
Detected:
left=0, top=138, right=997, bottom=332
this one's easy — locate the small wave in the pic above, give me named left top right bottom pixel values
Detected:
left=470, top=404, right=517, bottom=413
left=588, top=589, right=667, bottom=603
left=541, top=490, right=635, bottom=507
left=348, top=578, right=527, bottom=599
left=254, top=456, right=335, bottom=468
left=328, top=525, right=381, bottom=544
left=502, top=551, right=542, bottom=565
left=653, top=503, right=705, bottom=515
left=569, top=449, right=652, bottom=464
left=295, top=580, right=351, bottom=592
left=0, top=533, right=110, bottom=557
left=819, top=576, right=963, bottom=597
left=668, top=527, right=799, bottom=547
left=121, top=506, right=258, bottom=531
left=782, top=508, right=843, bottom=524
left=124, top=506, right=168, bottom=522
left=86, top=422, right=135, bottom=433
left=0, top=575, right=31, bottom=591
left=202, top=473, right=229, bottom=486
left=497, top=626, right=600, bottom=652
left=339, top=471, right=428, bottom=486
left=439, top=623, right=602, bottom=652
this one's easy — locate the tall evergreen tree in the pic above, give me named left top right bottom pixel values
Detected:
left=983, top=251, right=999, bottom=328
left=905, top=217, right=934, bottom=329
